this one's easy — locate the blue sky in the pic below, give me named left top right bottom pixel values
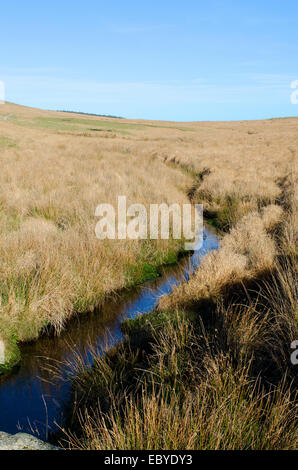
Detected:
left=0, top=0, right=297, bottom=121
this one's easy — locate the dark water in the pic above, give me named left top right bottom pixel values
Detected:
left=0, top=228, right=218, bottom=441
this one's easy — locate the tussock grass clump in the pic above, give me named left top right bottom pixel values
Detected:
left=66, top=368, right=297, bottom=450
left=159, top=205, right=282, bottom=310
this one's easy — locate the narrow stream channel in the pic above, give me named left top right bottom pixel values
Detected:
left=0, top=227, right=218, bottom=442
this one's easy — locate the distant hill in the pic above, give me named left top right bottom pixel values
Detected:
left=56, top=110, right=124, bottom=119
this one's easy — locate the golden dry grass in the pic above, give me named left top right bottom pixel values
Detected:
left=159, top=142, right=297, bottom=310
left=0, top=103, right=194, bottom=343
left=159, top=206, right=284, bottom=309
left=63, top=261, right=298, bottom=450
left=0, top=102, right=297, bottom=352
left=65, top=376, right=297, bottom=450
left=62, top=197, right=297, bottom=449
left=8, top=101, right=292, bottom=450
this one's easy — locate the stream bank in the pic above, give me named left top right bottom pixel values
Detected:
left=0, top=228, right=219, bottom=442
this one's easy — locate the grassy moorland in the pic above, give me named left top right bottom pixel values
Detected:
left=58, top=114, right=297, bottom=450
left=0, top=103, right=297, bottom=449
left=0, top=103, right=194, bottom=370
left=64, top=190, right=297, bottom=450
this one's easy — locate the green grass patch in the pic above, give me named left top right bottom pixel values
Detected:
left=126, top=262, right=159, bottom=285
left=11, top=116, right=193, bottom=135
left=125, top=240, right=185, bottom=287
left=0, top=136, right=18, bottom=149
left=122, top=309, right=186, bottom=346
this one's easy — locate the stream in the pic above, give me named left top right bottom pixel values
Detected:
left=0, top=227, right=218, bottom=442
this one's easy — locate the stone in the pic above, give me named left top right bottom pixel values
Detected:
left=0, top=431, right=60, bottom=450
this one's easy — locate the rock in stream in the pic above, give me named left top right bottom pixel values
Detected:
left=0, top=432, right=59, bottom=450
